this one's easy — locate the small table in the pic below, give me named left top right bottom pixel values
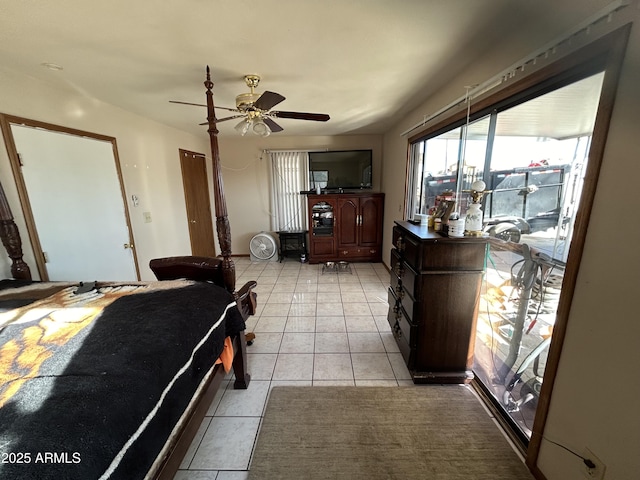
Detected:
left=277, top=230, right=308, bottom=262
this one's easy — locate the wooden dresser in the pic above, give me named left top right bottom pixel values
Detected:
left=388, top=221, right=487, bottom=384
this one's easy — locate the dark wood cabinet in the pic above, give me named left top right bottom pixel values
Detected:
left=307, top=193, right=384, bottom=263
left=388, top=221, right=487, bottom=384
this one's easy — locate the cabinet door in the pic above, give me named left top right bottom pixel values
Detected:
left=360, top=195, right=383, bottom=246
left=336, top=198, right=359, bottom=246
left=310, top=237, right=335, bottom=257
left=308, top=195, right=337, bottom=262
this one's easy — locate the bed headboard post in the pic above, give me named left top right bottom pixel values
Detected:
left=204, top=66, right=236, bottom=294
left=0, top=180, right=31, bottom=280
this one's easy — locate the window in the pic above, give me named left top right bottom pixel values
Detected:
left=407, top=72, right=604, bottom=445
left=269, top=150, right=309, bottom=231
left=409, top=73, right=602, bottom=263
left=407, top=118, right=491, bottom=221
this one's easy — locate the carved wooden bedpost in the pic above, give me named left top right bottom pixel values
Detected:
left=204, top=66, right=236, bottom=294
left=0, top=181, right=31, bottom=280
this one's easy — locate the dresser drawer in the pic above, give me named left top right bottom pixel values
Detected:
left=386, top=301, right=414, bottom=367
left=399, top=286, right=419, bottom=324
left=388, top=273, right=417, bottom=323
left=395, top=326, right=412, bottom=367
left=392, top=226, right=421, bottom=269
left=390, top=249, right=402, bottom=292
left=389, top=278, right=418, bottom=324
left=390, top=249, right=418, bottom=300
left=338, top=246, right=380, bottom=259
left=387, top=288, right=417, bottom=345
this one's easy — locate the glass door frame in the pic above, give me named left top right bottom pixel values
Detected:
left=406, top=24, right=631, bottom=470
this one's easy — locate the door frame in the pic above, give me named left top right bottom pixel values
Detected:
left=0, top=114, right=140, bottom=281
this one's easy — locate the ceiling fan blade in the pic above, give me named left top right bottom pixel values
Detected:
left=272, top=111, right=330, bottom=122
left=263, top=117, right=284, bottom=133
left=199, top=114, right=246, bottom=125
left=215, top=105, right=241, bottom=112
left=170, top=100, right=206, bottom=107
left=171, top=100, right=239, bottom=113
left=254, top=91, right=285, bottom=111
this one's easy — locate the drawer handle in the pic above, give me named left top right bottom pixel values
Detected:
left=393, top=264, right=404, bottom=278
left=393, top=323, right=403, bottom=339
left=395, top=285, right=405, bottom=300
left=395, top=236, right=404, bottom=252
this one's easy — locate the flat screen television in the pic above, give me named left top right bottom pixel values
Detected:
left=309, top=149, right=372, bottom=190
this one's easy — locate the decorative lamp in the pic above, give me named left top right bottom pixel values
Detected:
left=464, top=180, right=488, bottom=236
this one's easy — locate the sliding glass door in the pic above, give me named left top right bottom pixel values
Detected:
left=472, top=73, right=603, bottom=442
left=407, top=71, right=604, bottom=444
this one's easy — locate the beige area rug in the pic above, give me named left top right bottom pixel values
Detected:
left=248, top=386, right=534, bottom=480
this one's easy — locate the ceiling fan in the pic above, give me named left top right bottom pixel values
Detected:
left=171, top=74, right=330, bottom=136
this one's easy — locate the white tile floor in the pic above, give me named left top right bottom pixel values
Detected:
left=172, top=258, right=414, bottom=480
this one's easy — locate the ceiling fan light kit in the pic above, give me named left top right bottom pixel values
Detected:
left=252, top=119, right=271, bottom=137
left=171, top=72, right=330, bottom=136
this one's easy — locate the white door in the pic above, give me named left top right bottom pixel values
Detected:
left=11, top=124, right=138, bottom=281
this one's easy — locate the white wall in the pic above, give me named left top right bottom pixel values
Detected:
left=382, top=3, right=640, bottom=480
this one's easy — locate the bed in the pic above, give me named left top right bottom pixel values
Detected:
left=0, top=67, right=256, bottom=480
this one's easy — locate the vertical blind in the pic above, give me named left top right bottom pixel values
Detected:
left=269, top=150, right=309, bottom=231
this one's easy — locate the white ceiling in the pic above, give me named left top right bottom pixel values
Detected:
left=0, top=0, right=612, bottom=137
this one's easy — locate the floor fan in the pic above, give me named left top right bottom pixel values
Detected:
left=249, top=232, right=278, bottom=261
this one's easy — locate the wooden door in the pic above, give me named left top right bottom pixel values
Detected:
left=8, top=121, right=139, bottom=281
left=179, top=149, right=216, bottom=257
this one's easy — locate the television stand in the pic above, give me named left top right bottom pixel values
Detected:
left=307, top=193, right=384, bottom=263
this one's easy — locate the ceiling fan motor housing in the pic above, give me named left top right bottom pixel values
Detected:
left=236, top=92, right=261, bottom=111
left=236, top=74, right=262, bottom=111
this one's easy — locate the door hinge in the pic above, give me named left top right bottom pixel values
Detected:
left=17, top=153, right=24, bottom=167
left=43, top=251, right=49, bottom=263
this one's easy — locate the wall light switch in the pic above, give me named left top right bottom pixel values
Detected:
left=143, top=211, right=152, bottom=223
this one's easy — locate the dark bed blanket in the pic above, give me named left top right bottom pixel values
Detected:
left=0, top=280, right=245, bottom=480
left=0, top=280, right=73, bottom=312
